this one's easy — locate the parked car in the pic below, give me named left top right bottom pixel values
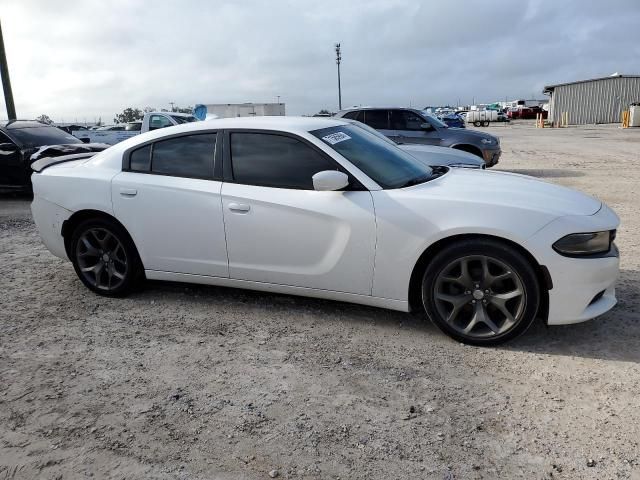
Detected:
left=508, top=107, right=546, bottom=120
left=437, top=113, right=466, bottom=128
left=334, top=107, right=501, bottom=167
left=72, top=112, right=198, bottom=145
left=0, top=120, right=91, bottom=191
left=31, top=116, right=619, bottom=346
left=346, top=119, right=484, bottom=169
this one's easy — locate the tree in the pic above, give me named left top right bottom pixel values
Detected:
left=318, top=109, right=331, bottom=115
left=172, top=105, right=193, bottom=114
left=36, top=114, right=53, bottom=124
left=113, top=107, right=143, bottom=124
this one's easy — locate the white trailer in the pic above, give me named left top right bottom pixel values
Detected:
left=202, top=103, right=285, bottom=118
left=465, top=110, right=498, bottom=127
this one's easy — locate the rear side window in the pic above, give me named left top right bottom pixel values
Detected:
left=128, top=134, right=216, bottom=179
left=363, top=110, right=389, bottom=129
left=129, top=145, right=151, bottom=171
left=230, top=133, right=334, bottom=189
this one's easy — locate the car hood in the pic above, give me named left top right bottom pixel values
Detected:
left=446, top=127, right=497, bottom=143
left=406, top=168, right=602, bottom=217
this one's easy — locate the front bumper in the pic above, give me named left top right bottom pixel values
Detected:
left=482, top=147, right=501, bottom=167
left=525, top=204, right=620, bottom=325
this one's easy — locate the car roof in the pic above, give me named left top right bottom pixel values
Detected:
left=0, top=120, right=50, bottom=130
left=151, top=116, right=349, bottom=136
left=147, top=111, right=194, bottom=117
left=335, top=107, right=427, bottom=116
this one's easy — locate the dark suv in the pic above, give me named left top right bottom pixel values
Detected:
left=334, top=107, right=501, bottom=167
left=0, top=121, right=86, bottom=191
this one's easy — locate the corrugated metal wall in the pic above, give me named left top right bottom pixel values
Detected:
left=548, top=77, right=640, bottom=125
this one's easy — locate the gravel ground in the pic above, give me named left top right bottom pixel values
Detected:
left=1, top=122, right=640, bottom=479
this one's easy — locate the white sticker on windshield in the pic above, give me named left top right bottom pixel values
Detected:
left=322, top=131, right=351, bottom=145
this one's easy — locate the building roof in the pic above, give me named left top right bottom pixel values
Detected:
left=543, top=74, right=640, bottom=93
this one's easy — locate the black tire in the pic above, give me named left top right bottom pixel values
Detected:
left=69, top=217, right=143, bottom=296
left=482, top=121, right=490, bottom=127
left=421, top=239, right=540, bottom=346
left=473, top=121, right=481, bottom=127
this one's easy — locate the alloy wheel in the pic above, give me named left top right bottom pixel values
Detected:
left=76, top=228, right=128, bottom=291
left=433, top=255, right=526, bottom=338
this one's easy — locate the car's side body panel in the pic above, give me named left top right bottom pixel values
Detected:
left=111, top=172, right=229, bottom=277
left=221, top=183, right=376, bottom=295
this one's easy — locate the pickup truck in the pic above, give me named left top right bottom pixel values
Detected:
left=72, top=112, right=198, bottom=145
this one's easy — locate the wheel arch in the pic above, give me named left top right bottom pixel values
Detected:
left=408, top=233, right=551, bottom=321
left=61, top=209, right=140, bottom=263
left=451, top=144, right=483, bottom=158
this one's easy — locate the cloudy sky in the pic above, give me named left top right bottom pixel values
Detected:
left=2, top=0, right=640, bottom=122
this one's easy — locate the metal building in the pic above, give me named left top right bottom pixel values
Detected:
left=543, top=74, right=640, bottom=125
left=202, top=103, right=285, bottom=118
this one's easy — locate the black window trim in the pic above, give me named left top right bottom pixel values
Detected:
left=122, top=130, right=222, bottom=181
left=222, top=128, right=366, bottom=191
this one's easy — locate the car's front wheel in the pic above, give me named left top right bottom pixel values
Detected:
left=422, top=239, right=540, bottom=346
left=70, top=217, right=143, bottom=296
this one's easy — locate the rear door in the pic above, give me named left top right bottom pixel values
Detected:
left=112, top=131, right=229, bottom=277
left=220, top=130, right=376, bottom=295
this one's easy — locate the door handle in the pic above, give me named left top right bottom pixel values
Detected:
left=228, top=202, right=250, bottom=213
left=119, top=188, right=137, bottom=197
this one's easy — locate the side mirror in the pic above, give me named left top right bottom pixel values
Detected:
left=312, top=170, right=349, bottom=191
left=0, top=142, right=18, bottom=153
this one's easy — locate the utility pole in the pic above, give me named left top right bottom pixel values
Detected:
left=0, top=20, right=17, bottom=120
left=169, top=101, right=175, bottom=112
left=277, top=95, right=280, bottom=104
left=335, top=43, right=342, bottom=111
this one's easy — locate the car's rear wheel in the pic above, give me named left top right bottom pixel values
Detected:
left=421, top=239, right=540, bottom=346
left=70, top=218, right=142, bottom=296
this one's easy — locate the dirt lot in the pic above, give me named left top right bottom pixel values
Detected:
left=1, top=122, right=640, bottom=479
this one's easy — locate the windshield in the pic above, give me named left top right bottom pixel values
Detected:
left=311, top=124, right=433, bottom=189
left=170, top=115, right=198, bottom=124
left=421, top=112, right=448, bottom=128
left=9, top=126, right=82, bottom=148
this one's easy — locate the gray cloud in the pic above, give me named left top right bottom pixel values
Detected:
left=2, top=0, right=640, bottom=122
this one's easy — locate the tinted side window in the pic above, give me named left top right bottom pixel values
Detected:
left=149, top=115, right=173, bottom=131
left=363, top=110, right=389, bottom=129
left=230, top=133, right=334, bottom=190
left=390, top=110, right=425, bottom=131
left=151, top=134, right=216, bottom=178
left=129, top=145, right=151, bottom=171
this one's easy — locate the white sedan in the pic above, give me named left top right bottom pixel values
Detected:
left=30, top=117, right=619, bottom=345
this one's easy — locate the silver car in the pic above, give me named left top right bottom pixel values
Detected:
left=335, top=107, right=501, bottom=167
left=346, top=120, right=485, bottom=169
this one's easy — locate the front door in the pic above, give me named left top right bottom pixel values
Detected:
left=0, top=132, right=23, bottom=187
left=221, top=131, right=376, bottom=295
left=111, top=132, right=229, bottom=277
left=382, top=110, right=441, bottom=145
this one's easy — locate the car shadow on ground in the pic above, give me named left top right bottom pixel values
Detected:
left=505, top=269, right=640, bottom=363
left=501, top=168, right=585, bottom=178
left=147, top=269, right=639, bottom=363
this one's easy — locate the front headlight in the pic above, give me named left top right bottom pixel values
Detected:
left=553, top=231, right=614, bottom=256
